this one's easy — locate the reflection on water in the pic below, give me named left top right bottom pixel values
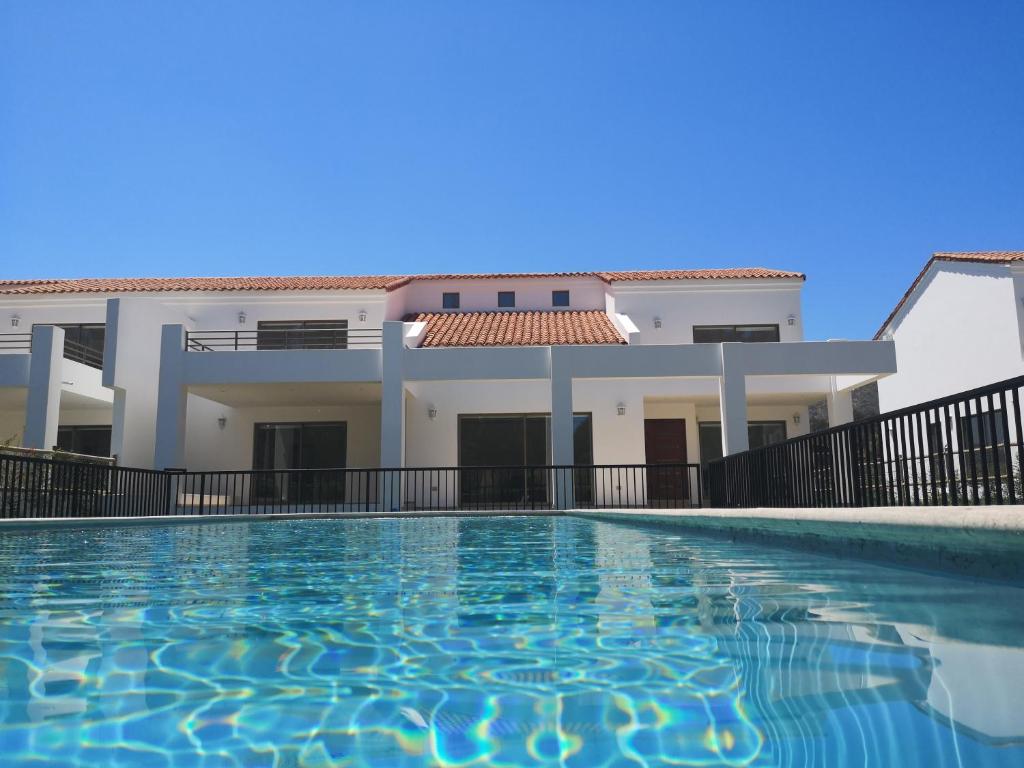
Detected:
left=0, top=516, right=1022, bottom=767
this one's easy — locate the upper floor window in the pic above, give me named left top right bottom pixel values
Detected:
left=692, top=324, right=780, bottom=343
left=498, top=291, right=516, bottom=308
left=256, top=320, right=349, bottom=350
left=442, top=292, right=461, bottom=309
left=552, top=290, right=570, bottom=307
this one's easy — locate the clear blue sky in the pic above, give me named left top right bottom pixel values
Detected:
left=2, top=2, right=1022, bottom=339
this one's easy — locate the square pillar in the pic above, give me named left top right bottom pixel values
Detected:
left=24, top=325, right=65, bottom=450
left=550, top=349, right=575, bottom=509
left=719, top=344, right=749, bottom=455
left=153, top=325, right=188, bottom=470
left=379, top=321, right=405, bottom=511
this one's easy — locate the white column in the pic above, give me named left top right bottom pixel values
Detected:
left=550, top=348, right=575, bottom=508
left=826, top=378, right=855, bottom=427
left=153, top=325, right=188, bottom=470
left=379, top=321, right=405, bottom=511
left=24, top=325, right=64, bottom=450
left=719, top=344, right=749, bottom=455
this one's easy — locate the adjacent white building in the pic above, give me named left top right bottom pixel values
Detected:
left=876, top=251, right=1024, bottom=412
left=0, top=267, right=895, bottom=505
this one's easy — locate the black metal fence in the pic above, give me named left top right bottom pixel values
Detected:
left=0, top=452, right=171, bottom=519
left=0, top=333, right=32, bottom=352
left=708, top=375, right=1024, bottom=508
left=185, top=327, right=382, bottom=351
left=0, top=456, right=701, bottom=518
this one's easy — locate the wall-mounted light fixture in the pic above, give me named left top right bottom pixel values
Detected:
left=616, top=402, right=626, bottom=416
left=653, top=317, right=662, bottom=329
left=428, top=406, right=438, bottom=420
left=10, top=314, right=19, bottom=328
left=217, top=416, right=227, bottom=430
left=358, top=309, right=368, bottom=323
left=792, top=413, right=801, bottom=425
left=237, top=311, right=246, bottom=325
left=787, top=314, right=797, bottom=326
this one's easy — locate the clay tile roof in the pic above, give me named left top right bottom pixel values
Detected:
left=407, top=310, right=626, bottom=347
left=597, top=267, right=804, bottom=282
left=0, top=275, right=407, bottom=295
left=875, top=251, right=1024, bottom=339
left=0, top=267, right=803, bottom=295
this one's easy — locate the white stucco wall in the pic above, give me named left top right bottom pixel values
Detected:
left=181, top=397, right=382, bottom=471
left=877, top=262, right=1024, bottom=411
left=391, top=277, right=608, bottom=318
left=609, top=280, right=804, bottom=345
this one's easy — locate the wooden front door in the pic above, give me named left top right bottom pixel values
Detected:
left=644, top=419, right=688, bottom=505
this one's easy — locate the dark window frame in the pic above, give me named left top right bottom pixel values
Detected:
left=256, top=320, right=349, bottom=350
left=55, top=425, right=112, bottom=457
left=251, top=421, right=348, bottom=504
left=692, top=324, right=781, bottom=343
left=442, top=292, right=461, bottom=310
left=552, top=290, right=570, bottom=307
left=497, top=291, right=516, bottom=308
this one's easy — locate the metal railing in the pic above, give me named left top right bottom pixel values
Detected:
left=62, top=339, right=104, bottom=368
left=0, top=456, right=701, bottom=518
left=166, top=464, right=702, bottom=515
left=708, top=374, right=1024, bottom=508
left=0, top=452, right=171, bottom=519
left=0, top=333, right=32, bottom=352
left=186, top=328, right=383, bottom=351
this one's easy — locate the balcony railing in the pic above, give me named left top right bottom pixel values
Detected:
left=0, top=333, right=32, bottom=352
left=186, top=328, right=383, bottom=351
left=63, top=340, right=104, bottom=369
left=0, top=333, right=103, bottom=369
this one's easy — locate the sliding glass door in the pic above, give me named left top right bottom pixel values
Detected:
left=252, top=422, right=347, bottom=503
left=458, top=414, right=593, bottom=507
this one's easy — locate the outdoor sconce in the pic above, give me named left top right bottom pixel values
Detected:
left=617, top=403, right=626, bottom=416
left=792, top=413, right=801, bottom=425
left=217, top=416, right=228, bottom=430
left=10, top=314, right=19, bottom=328
left=237, top=311, right=246, bottom=325
left=653, top=317, right=662, bottom=329
left=428, top=407, right=438, bottom=420
left=358, top=309, right=368, bottom=322
left=787, top=314, right=797, bottom=326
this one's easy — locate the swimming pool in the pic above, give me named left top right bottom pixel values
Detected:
left=1, top=516, right=1022, bottom=767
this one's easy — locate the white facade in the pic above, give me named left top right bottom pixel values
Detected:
left=0, top=269, right=895, bottom=489
left=876, top=255, right=1024, bottom=412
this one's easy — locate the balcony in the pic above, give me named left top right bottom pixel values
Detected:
left=186, top=327, right=383, bottom=351
left=0, top=332, right=103, bottom=369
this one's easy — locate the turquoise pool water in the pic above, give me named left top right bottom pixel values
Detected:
left=0, top=516, right=1022, bottom=767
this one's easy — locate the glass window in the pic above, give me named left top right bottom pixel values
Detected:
left=693, top=325, right=780, bottom=343
left=252, top=422, right=347, bottom=503
left=256, top=320, right=348, bottom=350
left=497, top=291, right=516, bottom=308
left=457, top=413, right=592, bottom=505
left=442, top=292, right=460, bottom=309
left=961, top=409, right=1009, bottom=481
left=552, top=290, right=570, bottom=307
left=56, top=425, right=111, bottom=457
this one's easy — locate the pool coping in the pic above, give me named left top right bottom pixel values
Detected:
left=571, top=506, right=1024, bottom=581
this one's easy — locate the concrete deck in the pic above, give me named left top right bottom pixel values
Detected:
left=572, top=506, right=1024, bottom=581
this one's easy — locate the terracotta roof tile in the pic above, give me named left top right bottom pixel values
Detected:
left=408, top=311, right=626, bottom=347
left=597, top=267, right=804, bottom=282
left=875, top=251, right=1024, bottom=339
left=0, top=275, right=406, bottom=295
left=0, top=267, right=802, bottom=295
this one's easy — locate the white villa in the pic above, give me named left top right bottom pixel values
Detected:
left=0, top=267, right=895, bottom=505
left=876, top=251, right=1024, bottom=412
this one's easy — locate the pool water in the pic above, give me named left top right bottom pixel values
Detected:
left=1, top=516, right=1022, bottom=767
